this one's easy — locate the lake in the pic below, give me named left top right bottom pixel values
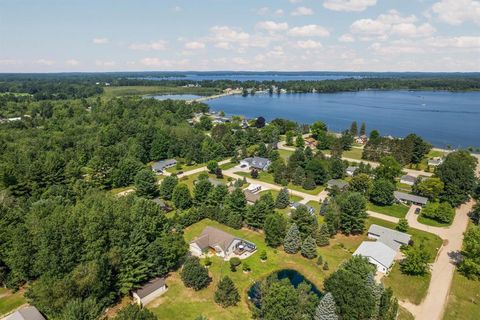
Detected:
left=208, top=90, right=480, bottom=148
left=247, top=269, right=322, bottom=309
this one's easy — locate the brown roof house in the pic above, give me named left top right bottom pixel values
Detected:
left=132, top=277, right=167, bottom=307
left=189, top=226, right=256, bottom=260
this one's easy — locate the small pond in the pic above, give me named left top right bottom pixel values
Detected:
left=247, top=269, right=322, bottom=309
left=146, top=94, right=202, bottom=100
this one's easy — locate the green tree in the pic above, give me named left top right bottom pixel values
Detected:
left=245, top=199, right=269, bottom=229
left=194, top=178, right=212, bottom=204
left=292, top=166, right=306, bottom=186
left=311, top=121, right=328, bottom=139
left=58, top=297, right=102, bottom=320
left=275, top=187, right=290, bottom=209
left=359, top=122, right=366, bottom=136
left=396, top=218, right=409, bottom=232
left=400, top=243, right=430, bottom=275
left=264, top=213, right=287, bottom=247
left=369, top=179, right=395, bottom=206
left=302, top=174, right=316, bottom=190
left=375, top=156, right=402, bottom=182
left=159, top=175, right=178, bottom=200
left=314, top=292, right=339, bottom=320
left=207, top=160, right=219, bottom=174
left=338, top=192, right=368, bottom=235
left=291, top=205, right=318, bottom=238
left=295, top=134, right=305, bottom=148
left=112, top=157, right=144, bottom=188
left=349, top=173, right=372, bottom=196
left=471, top=203, right=480, bottom=225
left=134, top=169, right=158, bottom=198
left=229, top=257, right=241, bottom=272
left=286, top=130, right=295, bottom=146
left=378, top=287, right=399, bottom=320
left=114, top=304, right=157, bottom=320
left=350, top=121, right=358, bottom=137
left=214, top=276, right=240, bottom=307
left=172, top=183, right=193, bottom=209
left=330, top=158, right=345, bottom=180
left=301, top=236, right=318, bottom=259
left=458, top=226, right=480, bottom=279
left=306, top=159, right=329, bottom=185
left=260, top=280, right=299, bottom=320
left=316, top=223, right=330, bottom=247
left=284, top=223, right=302, bottom=254
left=413, top=177, right=444, bottom=201
left=180, top=256, right=211, bottom=290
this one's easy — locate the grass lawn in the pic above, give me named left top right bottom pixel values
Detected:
left=220, top=162, right=237, bottom=171
left=0, top=289, right=26, bottom=317
left=103, top=86, right=218, bottom=97
left=418, top=214, right=452, bottom=227
left=396, top=182, right=412, bottom=192
left=306, top=201, right=324, bottom=225
left=407, top=150, right=446, bottom=171
left=178, top=171, right=232, bottom=192
left=259, top=189, right=303, bottom=203
left=367, top=202, right=410, bottom=218
left=234, top=171, right=324, bottom=196
left=167, top=162, right=207, bottom=174
left=398, top=306, right=415, bottom=320
left=342, top=147, right=364, bottom=160
left=149, top=219, right=357, bottom=320
left=444, top=271, right=480, bottom=320
left=382, top=264, right=431, bottom=305
left=278, top=149, right=294, bottom=161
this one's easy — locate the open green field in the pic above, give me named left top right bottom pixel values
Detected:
left=0, top=289, right=26, bottom=317
left=166, top=162, right=206, bottom=174
left=382, top=264, right=431, bottom=305
left=234, top=171, right=324, bottom=196
left=278, top=149, right=294, bottom=161
left=342, top=147, right=364, bottom=160
left=219, top=162, right=237, bottom=171
left=367, top=202, right=410, bottom=218
left=444, top=271, right=480, bottom=320
left=149, top=219, right=357, bottom=320
left=178, top=171, right=232, bottom=192
left=103, top=86, right=219, bottom=97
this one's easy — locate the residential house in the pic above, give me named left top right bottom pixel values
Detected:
left=132, top=277, right=167, bottom=307
left=304, top=137, right=318, bottom=148
left=346, top=166, right=359, bottom=176
left=326, top=179, right=349, bottom=190
left=243, top=190, right=261, bottom=203
left=355, top=135, right=368, bottom=144
left=367, top=224, right=411, bottom=251
left=240, top=157, right=272, bottom=171
left=189, top=226, right=256, bottom=260
left=151, top=159, right=177, bottom=174
left=290, top=202, right=315, bottom=215
left=353, top=241, right=397, bottom=274
left=246, top=183, right=262, bottom=193
left=394, top=191, right=428, bottom=206
left=428, top=157, right=444, bottom=167
left=400, top=175, right=417, bottom=186
left=4, top=306, right=45, bottom=320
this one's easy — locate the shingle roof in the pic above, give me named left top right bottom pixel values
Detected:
left=5, top=306, right=45, bottom=320
left=400, top=175, right=416, bottom=183
left=134, top=277, right=166, bottom=299
left=327, top=179, right=349, bottom=189
left=191, top=226, right=236, bottom=252
left=243, top=190, right=261, bottom=203
left=368, top=224, right=412, bottom=251
left=152, top=159, right=177, bottom=172
left=353, top=241, right=396, bottom=269
left=346, top=166, right=358, bottom=172
left=242, top=157, right=271, bottom=170
left=394, top=191, right=428, bottom=205
left=291, top=202, right=315, bottom=214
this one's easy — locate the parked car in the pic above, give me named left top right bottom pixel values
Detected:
left=240, top=164, right=247, bottom=168
left=415, top=207, right=421, bottom=215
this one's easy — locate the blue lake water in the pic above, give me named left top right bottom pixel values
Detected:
left=147, top=94, right=202, bottom=100
left=208, top=91, right=480, bottom=148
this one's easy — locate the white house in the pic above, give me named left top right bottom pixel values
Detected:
left=428, top=157, right=444, bottom=167
left=240, top=157, right=271, bottom=171
left=353, top=241, right=397, bottom=274
left=132, top=277, right=167, bottom=307
left=189, top=226, right=256, bottom=260
left=246, top=183, right=262, bottom=193
left=4, top=306, right=45, bottom=320
left=346, top=166, right=358, bottom=176
left=400, top=175, right=416, bottom=186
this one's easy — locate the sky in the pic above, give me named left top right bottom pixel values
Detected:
left=0, top=0, right=479, bottom=72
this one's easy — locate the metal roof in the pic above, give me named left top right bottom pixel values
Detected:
left=353, top=241, right=396, bottom=269
left=400, top=175, right=416, bottom=183
left=368, top=224, right=411, bottom=251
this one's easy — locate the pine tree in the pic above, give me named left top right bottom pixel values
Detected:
left=292, top=166, right=306, bottom=186
left=302, top=174, right=316, bottom=190
left=296, top=134, right=305, bottom=148
left=264, top=213, right=287, bottom=247
left=314, top=292, right=339, bottom=320
left=214, top=276, right=240, bottom=307
left=366, top=273, right=383, bottom=319
left=360, top=122, right=366, bottom=136
left=172, top=183, right=193, bottom=209
left=275, top=187, right=290, bottom=209
left=194, top=179, right=212, bottom=204
left=301, top=236, right=318, bottom=259
left=316, top=223, right=330, bottom=247
left=159, top=175, right=178, bottom=200
left=180, top=256, right=211, bottom=290
left=350, top=121, right=358, bottom=137
left=284, top=223, right=302, bottom=254
left=135, top=169, right=158, bottom=199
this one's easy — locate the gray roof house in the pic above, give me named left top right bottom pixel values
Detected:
left=240, top=157, right=272, bottom=171
left=151, top=159, right=177, bottom=173
left=400, top=175, right=417, bottom=186
left=4, top=306, right=45, bottom=320
left=346, top=166, right=358, bottom=176
left=290, top=202, right=315, bottom=215
left=428, top=157, right=444, bottom=166
left=327, top=179, right=349, bottom=190
left=368, top=224, right=412, bottom=251
left=394, top=191, right=428, bottom=206
left=353, top=241, right=397, bottom=274
left=189, top=226, right=256, bottom=259
left=132, top=277, right=167, bottom=307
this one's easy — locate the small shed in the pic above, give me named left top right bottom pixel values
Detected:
left=132, top=277, right=168, bottom=307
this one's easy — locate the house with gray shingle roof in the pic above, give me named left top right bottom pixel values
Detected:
left=368, top=224, right=411, bottom=251
left=240, top=157, right=271, bottom=171
left=326, top=179, right=349, bottom=190
left=4, top=306, right=45, bottom=320
left=151, top=159, right=177, bottom=174
left=394, top=191, right=428, bottom=206
left=400, top=175, right=417, bottom=186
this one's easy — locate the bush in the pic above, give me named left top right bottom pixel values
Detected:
left=242, top=262, right=251, bottom=272
left=323, top=262, right=329, bottom=271
left=396, top=218, right=409, bottom=232
left=260, top=250, right=268, bottom=261
left=316, top=255, right=323, bottom=266
left=421, top=202, right=455, bottom=224
left=181, top=256, right=212, bottom=290
left=229, top=257, right=241, bottom=272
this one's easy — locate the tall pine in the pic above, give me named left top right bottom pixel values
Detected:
left=214, top=276, right=240, bottom=307
left=275, top=187, right=290, bottom=209
left=314, top=292, right=338, bottom=320
left=284, top=223, right=302, bottom=254
left=301, top=236, right=318, bottom=259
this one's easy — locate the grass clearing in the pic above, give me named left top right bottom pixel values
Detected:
left=367, top=202, right=409, bottom=218
left=444, top=271, right=480, bottom=320
left=342, top=147, right=364, bottom=160
left=220, top=162, right=237, bottom=171
left=178, top=171, right=231, bottom=192
left=278, top=149, right=294, bottom=161
left=382, top=264, right=431, bottom=305
left=0, top=289, right=26, bottom=317
left=103, top=86, right=218, bottom=97
left=418, top=214, right=452, bottom=227
left=259, top=189, right=303, bottom=203
left=398, top=306, right=415, bottom=320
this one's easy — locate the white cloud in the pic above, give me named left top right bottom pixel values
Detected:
left=257, top=7, right=270, bottom=15
left=129, top=40, right=168, bottom=51
left=391, top=23, right=435, bottom=37
left=323, top=0, right=377, bottom=12
left=65, top=59, right=79, bottom=66
left=339, top=34, right=355, bottom=42
left=139, top=58, right=189, bottom=68
left=291, top=6, right=314, bottom=16
left=288, top=24, right=330, bottom=37
left=431, top=0, right=480, bottom=25
left=95, top=60, right=115, bottom=67
left=210, top=26, right=251, bottom=42
left=92, top=37, right=109, bottom=44
left=296, top=40, right=323, bottom=49
left=232, top=57, right=249, bottom=65
left=214, top=42, right=232, bottom=49
left=289, top=0, right=302, bottom=3
left=274, top=9, right=285, bottom=17
left=427, top=36, right=480, bottom=48
left=256, top=20, right=289, bottom=32
left=369, top=42, right=424, bottom=55
left=185, top=41, right=206, bottom=49
left=0, top=59, right=20, bottom=65
left=35, top=59, right=55, bottom=65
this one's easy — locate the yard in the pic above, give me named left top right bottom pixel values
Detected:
left=382, top=264, right=431, bottom=305
left=0, top=288, right=26, bottom=317
left=417, top=214, right=453, bottom=227
left=342, top=147, right=364, bottom=160
left=367, top=202, right=410, bottom=218
left=178, top=171, right=232, bottom=192
left=444, top=271, right=480, bottom=320
left=234, top=171, right=324, bottom=196
left=278, top=149, right=294, bottom=161
left=406, top=150, right=447, bottom=171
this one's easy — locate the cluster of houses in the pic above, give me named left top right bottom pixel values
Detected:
left=354, top=224, right=412, bottom=274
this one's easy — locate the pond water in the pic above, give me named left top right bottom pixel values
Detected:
left=147, top=94, right=202, bottom=100
left=208, top=90, right=480, bottom=148
left=247, top=269, right=322, bottom=309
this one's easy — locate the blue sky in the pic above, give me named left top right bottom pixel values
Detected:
left=1, top=0, right=479, bottom=72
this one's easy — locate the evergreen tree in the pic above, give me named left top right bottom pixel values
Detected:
left=114, top=304, right=157, bottom=320
left=207, top=160, right=219, bottom=173
left=58, top=297, right=102, bottom=320
left=291, top=205, right=318, bottom=238
left=225, top=188, right=247, bottom=218
left=338, top=192, right=368, bottom=235
left=378, top=288, right=399, bottom=320
left=260, top=192, right=275, bottom=212
left=296, top=134, right=305, bottom=148
left=292, top=166, right=306, bottom=186
left=159, top=175, right=178, bottom=200
left=350, top=121, right=358, bottom=137
left=284, top=224, right=302, bottom=254
left=180, top=256, right=211, bottom=290
left=194, top=178, right=212, bottom=204
left=366, top=273, right=383, bottom=318
left=264, top=213, right=287, bottom=247
left=314, top=292, right=339, bottom=320
left=172, top=183, right=193, bottom=209
left=302, top=174, right=316, bottom=190
left=245, top=200, right=269, bottom=229
left=370, top=179, right=395, bottom=206
left=275, top=187, right=290, bottom=209
left=301, top=236, right=318, bottom=259
left=134, top=169, right=158, bottom=199
left=214, top=276, right=240, bottom=307
left=316, top=223, right=330, bottom=247
left=360, top=122, right=366, bottom=136
left=286, top=130, right=295, bottom=146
